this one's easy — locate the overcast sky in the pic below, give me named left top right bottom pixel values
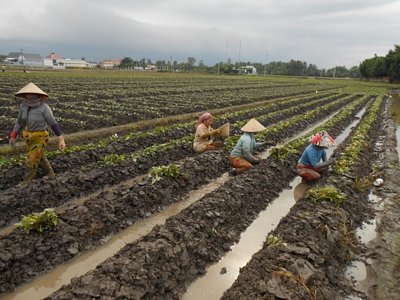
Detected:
left=0, top=0, right=399, bottom=68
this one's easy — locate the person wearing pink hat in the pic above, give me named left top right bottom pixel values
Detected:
left=9, top=82, right=66, bottom=182
left=193, top=112, right=223, bottom=153
left=296, top=130, right=335, bottom=183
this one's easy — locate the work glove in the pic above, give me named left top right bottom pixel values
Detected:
left=9, top=138, right=16, bottom=147
left=58, top=136, right=66, bottom=150
left=252, top=158, right=261, bottom=165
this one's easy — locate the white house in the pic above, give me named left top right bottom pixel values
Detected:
left=241, top=65, right=257, bottom=75
left=43, top=52, right=65, bottom=69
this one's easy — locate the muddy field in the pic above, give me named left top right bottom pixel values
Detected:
left=0, top=73, right=399, bottom=300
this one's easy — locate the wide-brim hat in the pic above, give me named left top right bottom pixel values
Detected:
left=219, top=122, right=230, bottom=138
left=15, top=82, right=48, bottom=97
left=241, top=118, right=266, bottom=133
left=309, top=131, right=335, bottom=148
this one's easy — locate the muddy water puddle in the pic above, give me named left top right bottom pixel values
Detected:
left=2, top=174, right=229, bottom=300
left=343, top=192, right=383, bottom=299
left=183, top=176, right=300, bottom=300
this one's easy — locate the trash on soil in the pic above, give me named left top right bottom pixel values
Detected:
left=373, top=178, right=384, bottom=187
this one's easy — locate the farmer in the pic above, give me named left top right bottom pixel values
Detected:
left=229, top=118, right=266, bottom=176
left=296, top=130, right=335, bottom=183
left=193, top=112, right=223, bottom=153
left=9, top=82, right=66, bottom=182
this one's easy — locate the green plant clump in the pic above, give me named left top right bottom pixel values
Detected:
left=16, top=208, right=59, bottom=234
left=150, top=164, right=180, bottom=183
left=267, top=234, right=286, bottom=248
left=307, top=185, right=347, bottom=206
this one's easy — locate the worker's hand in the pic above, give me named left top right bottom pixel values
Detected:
left=211, top=128, right=222, bottom=136
left=252, top=158, right=261, bottom=165
left=9, top=138, right=16, bottom=147
left=58, top=136, right=66, bottom=150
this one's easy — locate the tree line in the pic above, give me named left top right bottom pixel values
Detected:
left=118, top=56, right=361, bottom=78
left=359, top=44, right=400, bottom=82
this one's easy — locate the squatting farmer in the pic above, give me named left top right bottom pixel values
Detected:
left=193, top=112, right=223, bottom=153
left=9, top=82, right=66, bottom=182
left=229, top=118, right=266, bottom=176
left=296, top=130, right=335, bottom=183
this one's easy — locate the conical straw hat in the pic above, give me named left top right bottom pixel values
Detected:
left=219, top=122, right=230, bottom=138
left=241, top=118, right=266, bottom=132
left=15, top=82, right=48, bottom=97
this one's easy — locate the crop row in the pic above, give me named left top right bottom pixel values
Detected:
left=43, top=90, right=377, bottom=300
left=0, top=94, right=367, bottom=229
left=0, top=93, right=370, bottom=295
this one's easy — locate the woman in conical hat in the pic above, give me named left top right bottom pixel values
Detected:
left=229, top=118, right=266, bottom=176
left=193, top=112, right=223, bottom=153
left=296, top=130, right=335, bottom=183
left=9, top=82, right=66, bottom=182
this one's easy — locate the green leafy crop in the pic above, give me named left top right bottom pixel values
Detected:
left=16, top=208, right=59, bottom=234
left=150, top=164, right=180, bottom=183
left=307, top=185, right=347, bottom=206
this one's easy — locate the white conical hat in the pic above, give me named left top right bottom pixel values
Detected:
left=15, top=82, right=48, bottom=97
left=241, top=118, right=266, bottom=132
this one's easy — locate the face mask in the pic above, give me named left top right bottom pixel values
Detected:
left=23, top=94, right=42, bottom=107
left=24, top=94, right=41, bottom=102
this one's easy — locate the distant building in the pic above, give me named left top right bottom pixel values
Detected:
left=241, top=65, right=257, bottom=75
left=62, top=58, right=96, bottom=68
left=5, top=52, right=43, bottom=67
left=43, top=52, right=65, bottom=69
left=145, top=64, right=157, bottom=71
left=99, top=59, right=121, bottom=69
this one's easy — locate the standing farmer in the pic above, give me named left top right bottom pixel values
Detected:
left=296, top=130, right=335, bottom=183
left=229, top=118, right=266, bottom=176
left=9, top=82, right=66, bottom=182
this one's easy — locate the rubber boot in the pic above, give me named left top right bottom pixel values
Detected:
left=23, top=166, right=37, bottom=182
left=38, top=158, right=56, bottom=177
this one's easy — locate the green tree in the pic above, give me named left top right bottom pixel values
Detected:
left=187, top=57, right=196, bottom=71
left=385, top=44, right=400, bottom=82
left=119, top=57, right=134, bottom=68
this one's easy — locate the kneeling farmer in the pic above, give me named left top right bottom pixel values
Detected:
left=9, top=82, right=66, bottom=182
left=229, top=118, right=266, bottom=176
left=296, top=130, right=335, bottom=183
left=193, top=112, right=223, bottom=153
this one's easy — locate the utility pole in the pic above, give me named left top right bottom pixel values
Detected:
left=238, top=40, right=241, bottom=66
left=333, top=66, right=336, bottom=78
left=225, top=40, right=229, bottom=62
left=264, top=49, right=268, bottom=76
left=20, top=48, right=24, bottom=68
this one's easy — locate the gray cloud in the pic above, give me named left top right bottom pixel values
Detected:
left=0, top=0, right=399, bottom=68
